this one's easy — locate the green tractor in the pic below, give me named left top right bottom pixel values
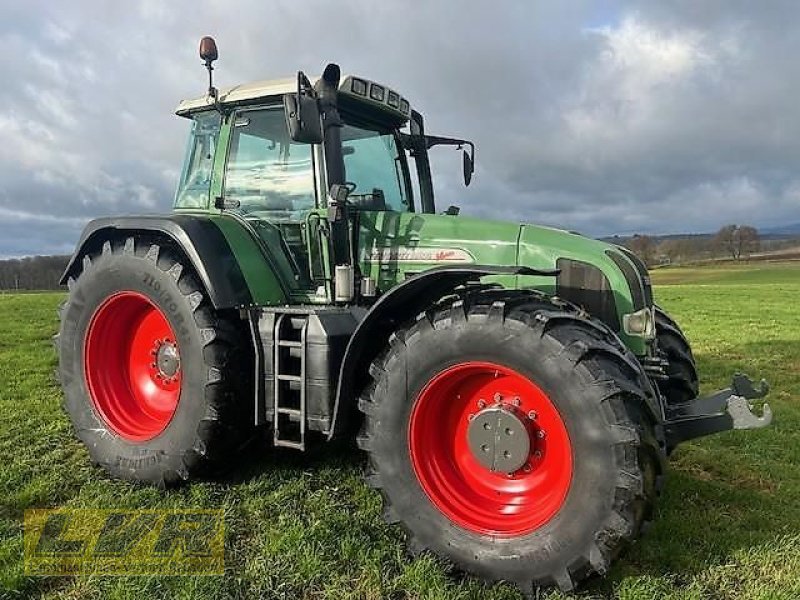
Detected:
left=56, top=38, right=772, bottom=592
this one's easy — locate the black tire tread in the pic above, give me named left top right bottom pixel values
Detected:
left=58, top=234, right=251, bottom=487
left=358, top=288, right=663, bottom=593
left=654, top=305, right=699, bottom=405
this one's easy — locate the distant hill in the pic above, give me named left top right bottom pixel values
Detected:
left=760, top=222, right=800, bottom=236
left=601, top=226, right=800, bottom=245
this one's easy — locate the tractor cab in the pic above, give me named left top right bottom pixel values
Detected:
left=174, top=43, right=473, bottom=305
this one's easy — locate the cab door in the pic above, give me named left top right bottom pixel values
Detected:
left=221, top=105, right=328, bottom=298
left=337, top=124, right=419, bottom=291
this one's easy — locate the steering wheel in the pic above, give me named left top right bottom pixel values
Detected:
left=344, top=181, right=358, bottom=194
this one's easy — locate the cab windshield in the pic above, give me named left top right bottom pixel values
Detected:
left=341, top=123, right=411, bottom=212
left=175, top=111, right=220, bottom=208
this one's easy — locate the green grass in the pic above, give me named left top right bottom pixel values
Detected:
left=1, top=262, right=799, bottom=599
left=650, top=259, right=800, bottom=285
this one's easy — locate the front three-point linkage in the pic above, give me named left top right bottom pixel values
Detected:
left=663, top=373, right=772, bottom=448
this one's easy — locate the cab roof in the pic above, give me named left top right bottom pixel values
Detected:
left=176, top=77, right=298, bottom=115
left=175, top=74, right=411, bottom=122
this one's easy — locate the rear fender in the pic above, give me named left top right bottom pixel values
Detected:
left=60, top=215, right=274, bottom=309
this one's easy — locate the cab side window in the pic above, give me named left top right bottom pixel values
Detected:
left=224, top=108, right=316, bottom=217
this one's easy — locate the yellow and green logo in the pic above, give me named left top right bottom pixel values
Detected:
left=24, top=509, right=224, bottom=576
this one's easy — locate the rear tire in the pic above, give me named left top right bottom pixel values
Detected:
left=358, top=289, right=663, bottom=592
left=57, top=236, right=252, bottom=487
left=654, top=306, right=699, bottom=405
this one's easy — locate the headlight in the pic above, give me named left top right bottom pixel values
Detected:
left=623, top=307, right=656, bottom=340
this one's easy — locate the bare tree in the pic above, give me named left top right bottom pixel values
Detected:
left=714, top=224, right=760, bottom=260
left=715, top=224, right=739, bottom=259
left=738, top=225, right=760, bottom=259
left=626, top=234, right=657, bottom=266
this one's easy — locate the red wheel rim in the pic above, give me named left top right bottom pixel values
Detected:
left=408, top=362, right=573, bottom=536
left=84, top=291, right=182, bottom=441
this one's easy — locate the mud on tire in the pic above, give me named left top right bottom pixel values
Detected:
left=357, top=289, right=664, bottom=593
left=56, top=235, right=252, bottom=487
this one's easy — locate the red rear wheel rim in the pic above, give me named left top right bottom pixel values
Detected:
left=84, top=291, right=182, bottom=442
left=408, top=361, right=573, bottom=536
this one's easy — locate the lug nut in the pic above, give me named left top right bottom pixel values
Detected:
left=523, top=464, right=532, bottom=473
left=477, top=399, right=486, bottom=409
left=513, top=396, right=521, bottom=406
left=468, top=413, right=475, bottom=421
left=493, top=393, right=502, bottom=402
left=534, top=450, right=543, bottom=458
left=537, top=430, right=546, bottom=439
left=528, top=410, right=537, bottom=420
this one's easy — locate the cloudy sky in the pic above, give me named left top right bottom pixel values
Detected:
left=2, top=0, right=800, bottom=256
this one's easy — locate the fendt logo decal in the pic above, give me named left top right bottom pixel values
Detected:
left=367, top=246, right=474, bottom=263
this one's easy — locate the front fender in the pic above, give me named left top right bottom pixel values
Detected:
left=327, top=265, right=558, bottom=439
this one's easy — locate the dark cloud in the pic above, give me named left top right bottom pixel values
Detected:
left=1, top=0, right=799, bottom=256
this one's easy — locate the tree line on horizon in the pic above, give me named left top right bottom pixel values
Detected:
left=0, top=255, right=69, bottom=292
left=621, top=224, right=789, bottom=267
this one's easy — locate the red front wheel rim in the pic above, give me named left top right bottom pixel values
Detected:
left=408, top=362, right=573, bottom=536
left=84, top=291, right=182, bottom=442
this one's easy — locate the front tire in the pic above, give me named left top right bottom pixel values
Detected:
left=57, top=236, right=252, bottom=487
left=654, top=306, right=699, bottom=405
left=358, top=290, right=662, bottom=592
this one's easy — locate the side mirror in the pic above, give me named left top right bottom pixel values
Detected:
left=284, top=71, right=323, bottom=144
left=462, top=148, right=474, bottom=186
left=444, top=205, right=460, bottom=216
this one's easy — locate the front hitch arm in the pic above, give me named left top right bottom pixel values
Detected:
left=663, top=373, right=773, bottom=448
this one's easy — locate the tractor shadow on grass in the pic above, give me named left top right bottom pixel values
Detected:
left=218, top=431, right=366, bottom=487
left=588, top=339, right=799, bottom=596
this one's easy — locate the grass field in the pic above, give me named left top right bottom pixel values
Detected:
left=1, top=261, right=798, bottom=599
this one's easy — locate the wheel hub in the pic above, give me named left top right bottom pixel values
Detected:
left=467, top=405, right=531, bottom=474
left=154, top=340, right=180, bottom=380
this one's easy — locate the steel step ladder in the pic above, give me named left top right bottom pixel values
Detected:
left=273, top=314, right=308, bottom=450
